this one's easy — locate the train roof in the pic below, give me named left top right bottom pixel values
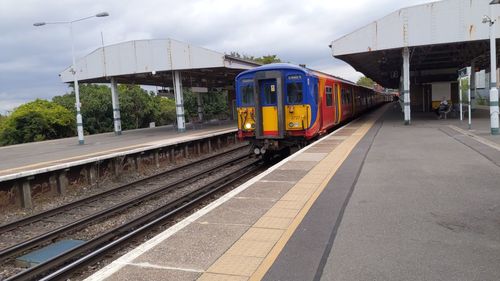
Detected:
left=236, top=63, right=359, bottom=87
left=236, top=63, right=308, bottom=78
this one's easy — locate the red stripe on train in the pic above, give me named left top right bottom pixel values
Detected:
left=262, top=130, right=278, bottom=136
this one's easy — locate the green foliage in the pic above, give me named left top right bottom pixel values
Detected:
left=53, top=84, right=113, bottom=134
left=254, top=55, right=281, bottom=65
left=1, top=83, right=222, bottom=146
left=182, top=89, right=229, bottom=120
left=0, top=99, right=75, bottom=145
left=53, top=84, right=177, bottom=133
left=229, top=52, right=281, bottom=65
left=356, top=76, right=375, bottom=88
left=118, top=85, right=159, bottom=130
left=460, top=79, right=469, bottom=102
left=156, top=97, right=176, bottom=126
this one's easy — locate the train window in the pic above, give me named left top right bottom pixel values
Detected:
left=263, top=83, right=277, bottom=105
left=240, top=84, right=254, bottom=106
left=286, top=82, right=303, bottom=104
left=325, top=86, right=333, bottom=106
left=342, top=88, right=346, bottom=104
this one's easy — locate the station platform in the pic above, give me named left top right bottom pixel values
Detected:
left=85, top=104, right=500, bottom=281
left=0, top=122, right=236, bottom=179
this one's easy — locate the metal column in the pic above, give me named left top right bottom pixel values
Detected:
left=489, top=20, right=499, bottom=135
left=402, top=47, right=411, bottom=125
left=110, top=78, right=122, bottom=135
left=459, top=77, right=463, bottom=121
left=467, top=70, right=472, bottom=129
left=197, top=92, right=204, bottom=121
left=173, top=71, right=186, bottom=132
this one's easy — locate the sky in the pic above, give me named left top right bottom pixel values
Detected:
left=0, top=0, right=437, bottom=114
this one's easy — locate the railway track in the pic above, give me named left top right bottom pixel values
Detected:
left=0, top=145, right=262, bottom=280
left=0, top=144, right=249, bottom=236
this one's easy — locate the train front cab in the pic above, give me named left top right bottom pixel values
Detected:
left=236, top=66, right=319, bottom=154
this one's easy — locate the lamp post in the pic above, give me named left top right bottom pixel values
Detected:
left=483, top=1, right=500, bottom=135
left=34, top=12, right=109, bottom=144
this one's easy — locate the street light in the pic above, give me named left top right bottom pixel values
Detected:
left=483, top=3, right=500, bottom=135
left=34, top=12, right=109, bottom=144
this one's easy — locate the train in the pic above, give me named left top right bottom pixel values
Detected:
left=235, top=63, right=392, bottom=157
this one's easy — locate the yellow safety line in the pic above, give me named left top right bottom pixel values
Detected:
left=248, top=109, right=384, bottom=280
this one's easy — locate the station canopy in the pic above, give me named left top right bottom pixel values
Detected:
left=59, top=38, right=260, bottom=88
left=331, top=0, right=500, bottom=88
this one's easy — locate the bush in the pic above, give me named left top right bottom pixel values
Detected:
left=0, top=99, right=76, bottom=146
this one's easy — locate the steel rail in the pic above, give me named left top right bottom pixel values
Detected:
left=6, top=160, right=261, bottom=281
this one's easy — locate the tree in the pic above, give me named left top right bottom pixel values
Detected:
left=53, top=84, right=114, bottom=134
left=0, top=99, right=75, bottom=145
left=229, top=52, right=281, bottom=65
left=357, top=76, right=375, bottom=88
left=54, top=84, right=178, bottom=133
left=155, top=96, right=176, bottom=126
left=182, top=89, right=229, bottom=120
left=254, top=55, right=281, bottom=65
left=118, top=85, right=159, bottom=130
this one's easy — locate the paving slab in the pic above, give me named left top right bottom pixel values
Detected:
left=261, top=169, right=309, bottom=183
left=197, top=197, right=276, bottom=226
left=236, top=181, right=295, bottom=200
left=104, top=264, right=201, bottom=281
left=134, top=222, right=248, bottom=270
left=277, top=161, right=318, bottom=171
left=306, top=147, right=338, bottom=153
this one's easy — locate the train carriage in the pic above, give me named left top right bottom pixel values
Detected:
left=236, top=63, right=388, bottom=157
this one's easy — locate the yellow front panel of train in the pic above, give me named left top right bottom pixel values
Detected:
left=262, top=106, right=278, bottom=135
left=237, top=107, right=255, bottom=131
left=285, top=105, right=311, bottom=130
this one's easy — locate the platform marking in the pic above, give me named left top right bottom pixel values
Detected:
left=448, top=125, right=500, bottom=151
left=83, top=122, right=350, bottom=281
left=194, top=108, right=386, bottom=280
left=122, top=261, right=204, bottom=273
left=246, top=109, right=383, bottom=281
left=258, top=180, right=298, bottom=184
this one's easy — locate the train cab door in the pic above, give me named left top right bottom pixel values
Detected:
left=255, top=77, right=284, bottom=139
left=333, top=83, right=340, bottom=124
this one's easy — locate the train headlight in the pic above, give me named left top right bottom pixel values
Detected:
left=244, top=122, right=252, bottom=129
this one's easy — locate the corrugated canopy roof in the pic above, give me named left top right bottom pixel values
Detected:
left=59, top=38, right=260, bottom=88
left=331, top=0, right=500, bottom=88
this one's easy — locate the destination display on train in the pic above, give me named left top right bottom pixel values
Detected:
left=287, top=75, right=302, bottom=80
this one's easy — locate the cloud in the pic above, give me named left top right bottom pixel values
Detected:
left=0, top=0, right=436, bottom=112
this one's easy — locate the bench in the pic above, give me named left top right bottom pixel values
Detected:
left=439, top=104, right=453, bottom=119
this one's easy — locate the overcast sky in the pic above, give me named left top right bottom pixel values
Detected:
left=0, top=0, right=437, bottom=114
